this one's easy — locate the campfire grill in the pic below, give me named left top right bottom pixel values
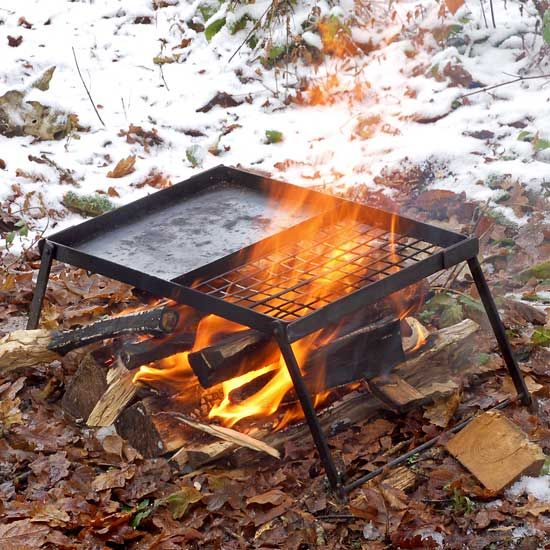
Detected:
left=27, top=165, right=531, bottom=494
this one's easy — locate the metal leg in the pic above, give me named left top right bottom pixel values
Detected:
left=275, top=329, right=342, bottom=491
left=26, top=241, right=55, bottom=330
left=467, top=256, right=531, bottom=405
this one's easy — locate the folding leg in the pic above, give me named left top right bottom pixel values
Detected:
left=26, top=241, right=55, bottom=330
left=275, top=330, right=342, bottom=491
left=467, top=256, right=531, bottom=405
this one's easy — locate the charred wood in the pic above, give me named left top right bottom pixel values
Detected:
left=120, top=331, right=196, bottom=370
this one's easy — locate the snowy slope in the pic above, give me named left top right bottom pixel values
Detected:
left=0, top=0, right=548, bottom=252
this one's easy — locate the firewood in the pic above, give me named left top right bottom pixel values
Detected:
left=0, top=305, right=180, bottom=373
left=367, top=374, right=426, bottom=412
left=189, top=315, right=404, bottom=392
left=446, top=410, right=546, bottom=493
left=0, top=329, right=58, bottom=374
left=86, top=364, right=138, bottom=427
left=115, top=397, right=194, bottom=457
left=61, top=354, right=109, bottom=421
left=393, top=319, right=479, bottom=387
left=188, top=329, right=280, bottom=388
left=119, top=319, right=480, bottom=471
left=300, top=317, right=404, bottom=393
left=120, top=331, right=195, bottom=370
left=187, top=282, right=428, bottom=389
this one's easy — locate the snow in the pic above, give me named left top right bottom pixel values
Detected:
left=0, top=0, right=549, bottom=253
left=508, top=474, right=550, bottom=502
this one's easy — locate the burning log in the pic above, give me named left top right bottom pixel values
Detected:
left=0, top=305, right=180, bottom=373
left=188, top=329, right=280, bottom=388
left=186, top=286, right=425, bottom=390
left=227, top=318, right=404, bottom=404
left=300, top=318, right=404, bottom=394
left=120, top=331, right=196, bottom=370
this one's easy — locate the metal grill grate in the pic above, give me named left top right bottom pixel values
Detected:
left=194, top=219, right=440, bottom=321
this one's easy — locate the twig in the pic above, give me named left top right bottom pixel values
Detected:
left=71, top=47, right=106, bottom=127
left=479, top=0, right=489, bottom=28
left=460, top=73, right=550, bottom=99
left=489, top=0, right=496, bottom=28
left=228, top=2, right=273, bottom=63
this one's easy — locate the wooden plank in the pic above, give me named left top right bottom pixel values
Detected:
left=446, top=410, right=546, bottom=493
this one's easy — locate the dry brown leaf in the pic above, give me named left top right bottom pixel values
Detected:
left=501, top=375, right=543, bottom=397
left=445, top=0, right=465, bottom=14
left=424, top=389, right=462, bottom=428
left=247, top=489, right=288, bottom=506
left=0, top=519, right=50, bottom=547
left=516, top=500, right=550, bottom=517
left=92, top=464, right=136, bottom=492
left=107, top=155, right=136, bottom=178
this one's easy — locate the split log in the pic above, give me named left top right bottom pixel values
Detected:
left=367, top=374, right=426, bottom=412
left=0, top=329, right=57, bottom=374
left=61, top=354, right=109, bottom=421
left=159, top=412, right=280, bottom=458
left=115, top=397, right=194, bottom=457
left=87, top=364, right=138, bottom=427
left=0, top=305, right=180, bottom=373
left=446, top=410, right=546, bottom=493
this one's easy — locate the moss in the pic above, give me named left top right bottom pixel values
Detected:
left=63, top=191, right=114, bottom=217
left=520, top=260, right=550, bottom=281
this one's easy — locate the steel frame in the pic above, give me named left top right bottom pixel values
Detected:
left=27, top=165, right=531, bottom=494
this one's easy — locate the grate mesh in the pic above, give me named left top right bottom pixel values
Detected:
left=194, top=219, right=440, bottom=321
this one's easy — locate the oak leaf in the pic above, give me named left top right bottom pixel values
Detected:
left=107, top=156, right=136, bottom=178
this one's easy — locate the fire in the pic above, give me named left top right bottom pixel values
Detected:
left=133, top=179, right=425, bottom=431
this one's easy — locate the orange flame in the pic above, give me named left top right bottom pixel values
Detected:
left=133, top=181, right=424, bottom=430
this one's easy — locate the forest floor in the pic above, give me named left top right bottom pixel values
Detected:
left=1, top=0, right=550, bottom=548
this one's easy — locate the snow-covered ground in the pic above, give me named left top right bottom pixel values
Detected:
left=0, top=0, right=548, bottom=249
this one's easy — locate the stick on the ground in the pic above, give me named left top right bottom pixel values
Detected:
left=460, top=73, right=550, bottom=100
left=72, top=46, right=106, bottom=127
left=156, top=411, right=280, bottom=459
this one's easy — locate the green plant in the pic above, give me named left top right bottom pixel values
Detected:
left=62, top=191, right=114, bottom=217
left=130, top=499, right=155, bottom=528
left=407, top=452, right=420, bottom=465
left=265, top=129, right=283, bottom=143
left=444, top=485, right=476, bottom=515
left=5, top=219, right=29, bottom=248
left=532, top=327, right=550, bottom=347
left=205, top=17, right=226, bottom=41
left=186, top=144, right=205, bottom=167
left=543, top=9, right=550, bottom=44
